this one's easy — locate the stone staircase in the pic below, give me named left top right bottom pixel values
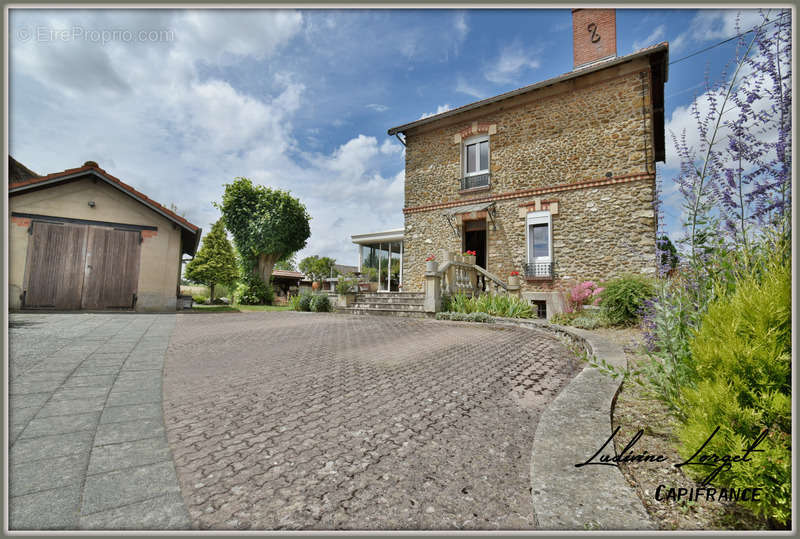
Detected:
left=340, top=292, right=428, bottom=318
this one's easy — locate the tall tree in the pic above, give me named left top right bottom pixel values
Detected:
left=218, top=178, right=311, bottom=288
left=184, top=219, right=239, bottom=300
left=298, top=255, right=337, bottom=284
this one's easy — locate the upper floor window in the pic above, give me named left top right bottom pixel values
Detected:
left=464, top=136, right=489, bottom=176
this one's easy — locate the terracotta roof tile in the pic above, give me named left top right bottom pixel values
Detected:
left=8, top=162, right=200, bottom=233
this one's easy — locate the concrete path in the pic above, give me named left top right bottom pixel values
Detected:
left=8, top=313, right=190, bottom=530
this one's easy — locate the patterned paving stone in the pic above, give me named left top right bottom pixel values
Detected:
left=164, top=312, right=581, bottom=530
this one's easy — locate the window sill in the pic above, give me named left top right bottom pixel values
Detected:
left=458, top=185, right=491, bottom=195
left=525, top=276, right=554, bottom=282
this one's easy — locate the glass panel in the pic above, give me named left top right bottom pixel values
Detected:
left=531, top=224, right=549, bottom=259
left=362, top=245, right=379, bottom=283
left=390, top=242, right=401, bottom=291
left=479, top=140, right=489, bottom=171
left=466, top=143, right=477, bottom=173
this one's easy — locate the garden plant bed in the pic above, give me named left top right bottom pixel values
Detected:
left=597, top=328, right=772, bottom=531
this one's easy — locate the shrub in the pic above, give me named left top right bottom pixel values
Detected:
left=549, top=309, right=610, bottom=329
left=677, top=259, right=790, bottom=525
left=447, top=293, right=533, bottom=318
left=336, top=274, right=356, bottom=295
left=234, top=278, right=274, bottom=305
left=310, top=293, right=331, bottom=313
left=440, top=292, right=452, bottom=312
left=192, top=295, right=208, bottom=305
left=566, top=280, right=604, bottom=312
left=296, top=292, right=313, bottom=312
left=599, top=274, right=655, bottom=325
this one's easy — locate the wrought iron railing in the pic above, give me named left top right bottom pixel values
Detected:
left=460, top=173, right=490, bottom=190
left=524, top=262, right=554, bottom=279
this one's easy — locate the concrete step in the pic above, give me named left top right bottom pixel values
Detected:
left=356, top=292, right=424, bottom=300
left=352, top=297, right=424, bottom=306
left=350, top=302, right=424, bottom=312
left=342, top=307, right=431, bottom=319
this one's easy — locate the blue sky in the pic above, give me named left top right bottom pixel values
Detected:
left=8, top=7, right=773, bottom=266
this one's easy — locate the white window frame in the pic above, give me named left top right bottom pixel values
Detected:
left=526, top=211, right=552, bottom=273
left=462, top=135, right=490, bottom=177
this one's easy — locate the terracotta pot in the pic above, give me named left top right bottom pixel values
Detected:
left=311, top=281, right=320, bottom=290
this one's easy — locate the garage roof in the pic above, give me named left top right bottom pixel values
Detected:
left=8, top=160, right=202, bottom=255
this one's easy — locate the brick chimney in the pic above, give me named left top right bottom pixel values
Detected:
left=572, top=8, right=617, bottom=69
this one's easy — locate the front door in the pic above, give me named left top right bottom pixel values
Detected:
left=463, top=219, right=487, bottom=268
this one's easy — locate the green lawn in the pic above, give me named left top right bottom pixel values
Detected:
left=190, top=304, right=291, bottom=313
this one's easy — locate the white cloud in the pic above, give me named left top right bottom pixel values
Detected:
left=455, top=77, right=483, bottom=99
left=632, top=25, right=666, bottom=51
left=366, top=103, right=388, bottom=112
left=671, top=9, right=766, bottom=52
left=485, top=40, right=541, bottom=84
left=419, top=104, right=452, bottom=119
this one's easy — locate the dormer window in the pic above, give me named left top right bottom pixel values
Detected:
left=461, top=136, right=490, bottom=190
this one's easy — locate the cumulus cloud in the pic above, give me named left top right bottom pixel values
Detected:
left=632, top=25, right=666, bottom=51
left=485, top=40, right=541, bottom=84
left=419, top=104, right=453, bottom=119
left=671, top=9, right=766, bottom=52
left=8, top=9, right=405, bottom=265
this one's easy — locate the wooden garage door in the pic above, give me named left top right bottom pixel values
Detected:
left=24, top=222, right=88, bottom=309
left=81, top=227, right=141, bottom=309
left=24, top=221, right=142, bottom=310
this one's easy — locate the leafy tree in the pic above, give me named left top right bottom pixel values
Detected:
left=298, top=255, right=337, bottom=284
left=657, top=235, right=679, bottom=271
left=217, top=177, right=311, bottom=289
left=274, top=253, right=298, bottom=272
left=184, top=219, right=239, bottom=300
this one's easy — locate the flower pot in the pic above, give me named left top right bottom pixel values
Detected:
left=464, top=255, right=476, bottom=266
left=311, top=281, right=320, bottom=291
left=508, top=275, right=520, bottom=287
left=426, top=260, right=438, bottom=273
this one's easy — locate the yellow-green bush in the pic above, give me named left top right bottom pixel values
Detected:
left=677, top=259, right=791, bottom=525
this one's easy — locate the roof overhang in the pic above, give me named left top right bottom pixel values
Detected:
left=388, top=42, right=669, bottom=163
left=9, top=168, right=203, bottom=256
left=351, top=228, right=404, bottom=245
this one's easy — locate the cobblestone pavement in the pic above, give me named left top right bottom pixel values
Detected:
left=8, top=313, right=189, bottom=530
left=163, top=312, right=581, bottom=530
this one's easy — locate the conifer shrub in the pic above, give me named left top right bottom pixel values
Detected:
left=677, top=259, right=791, bottom=525
left=598, top=274, right=655, bottom=325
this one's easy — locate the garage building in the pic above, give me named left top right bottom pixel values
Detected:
left=8, top=158, right=201, bottom=311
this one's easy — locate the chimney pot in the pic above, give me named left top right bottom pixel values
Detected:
left=84, top=160, right=99, bottom=168
left=572, top=8, right=617, bottom=69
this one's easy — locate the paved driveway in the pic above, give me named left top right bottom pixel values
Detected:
left=8, top=313, right=189, bottom=530
left=164, top=312, right=581, bottom=530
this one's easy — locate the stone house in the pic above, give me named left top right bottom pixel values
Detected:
left=8, top=158, right=201, bottom=311
left=387, top=9, right=668, bottom=317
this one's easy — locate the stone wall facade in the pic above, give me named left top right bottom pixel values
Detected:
left=401, top=56, right=659, bottom=316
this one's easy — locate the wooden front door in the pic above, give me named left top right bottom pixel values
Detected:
left=24, top=221, right=142, bottom=310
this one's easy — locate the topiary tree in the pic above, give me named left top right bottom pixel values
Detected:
left=298, top=255, right=336, bottom=285
left=184, top=219, right=239, bottom=301
left=217, top=177, right=311, bottom=290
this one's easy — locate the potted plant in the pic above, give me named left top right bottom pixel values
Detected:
left=508, top=270, right=521, bottom=287
left=336, top=274, right=356, bottom=307
left=463, top=250, right=477, bottom=265
left=425, top=255, right=438, bottom=273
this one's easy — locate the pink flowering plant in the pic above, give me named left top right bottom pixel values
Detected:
left=566, top=280, right=605, bottom=313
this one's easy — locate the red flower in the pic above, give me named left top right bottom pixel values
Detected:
left=425, top=255, right=435, bottom=262
left=463, top=250, right=477, bottom=256
left=509, top=271, right=520, bottom=276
